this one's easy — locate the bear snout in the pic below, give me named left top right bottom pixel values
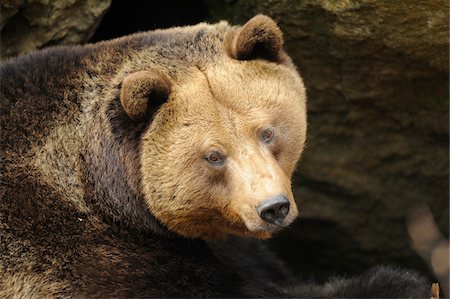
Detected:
left=232, top=191, right=298, bottom=238
left=256, top=194, right=290, bottom=225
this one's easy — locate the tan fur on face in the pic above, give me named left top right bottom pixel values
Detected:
left=140, top=53, right=307, bottom=239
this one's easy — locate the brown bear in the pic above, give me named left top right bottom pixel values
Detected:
left=0, top=15, right=431, bottom=297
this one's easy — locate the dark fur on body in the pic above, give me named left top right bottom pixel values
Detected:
left=0, top=17, right=430, bottom=297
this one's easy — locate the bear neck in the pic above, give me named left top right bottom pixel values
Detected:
left=79, top=109, right=172, bottom=236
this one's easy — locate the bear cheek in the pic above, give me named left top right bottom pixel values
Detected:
left=146, top=183, right=235, bottom=238
left=147, top=197, right=225, bottom=238
left=167, top=209, right=230, bottom=239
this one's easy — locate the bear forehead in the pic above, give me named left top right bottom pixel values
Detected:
left=173, top=60, right=305, bottom=120
left=158, top=60, right=306, bottom=154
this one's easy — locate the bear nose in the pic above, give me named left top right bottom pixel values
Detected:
left=256, top=195, right=290, bottom=225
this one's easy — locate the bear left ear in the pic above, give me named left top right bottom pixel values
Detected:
left=226, top=15, right=284, bottom=62
left=120, top=71, right=172, bottom=122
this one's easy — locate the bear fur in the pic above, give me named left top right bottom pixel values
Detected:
left=0, top=15, right=431, bottom=297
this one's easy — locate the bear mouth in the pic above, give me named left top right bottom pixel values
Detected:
left=241, top=212, right=297, bottom=237
left=254, top=220, right=292, bottom=233
left=239, top=201, right=298, bottom=234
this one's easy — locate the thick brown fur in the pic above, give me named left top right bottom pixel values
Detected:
left=0, top=15, right=305, bottom=298
left=226, top=15, right=283, bottom=61
left=0, top=15, right=430, bottom=297
left=120, top=70, right=172, bottom=121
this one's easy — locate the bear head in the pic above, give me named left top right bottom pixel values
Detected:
left=119, top=15, right=307, bottom=239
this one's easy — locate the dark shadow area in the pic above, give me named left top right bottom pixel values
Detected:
left=90, top=0, right=209, bottom=42
left=269, top=219, right=434, bottom=282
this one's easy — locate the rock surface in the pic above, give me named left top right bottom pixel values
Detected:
left=0, top=0, right=111, bottom=60
left=205, top=0, right=449, bottom=280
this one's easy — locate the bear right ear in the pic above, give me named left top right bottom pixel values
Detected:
left=226, top=15, right=284, bottom=63
left=120, top=71, right=172, bottom=122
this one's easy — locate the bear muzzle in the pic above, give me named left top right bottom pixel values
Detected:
left=227, top=154, right=299, bottom=237
left=233, top=193, right=298, bottom=238
left=256, top=194, right=290, bottom=225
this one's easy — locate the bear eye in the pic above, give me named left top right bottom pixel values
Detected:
left=205, top=151, right=225, bottom=166
left=261, top=128, right=275, bottom=143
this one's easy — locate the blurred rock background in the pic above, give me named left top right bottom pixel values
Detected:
left=0, top=0, right=111, bottom=59
left=1, top=0, right=448, bottom=286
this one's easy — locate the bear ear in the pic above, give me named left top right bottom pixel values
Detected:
left=226, top=15, right=284, bottom=62
left=120, top=71, right=171, bottom=122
